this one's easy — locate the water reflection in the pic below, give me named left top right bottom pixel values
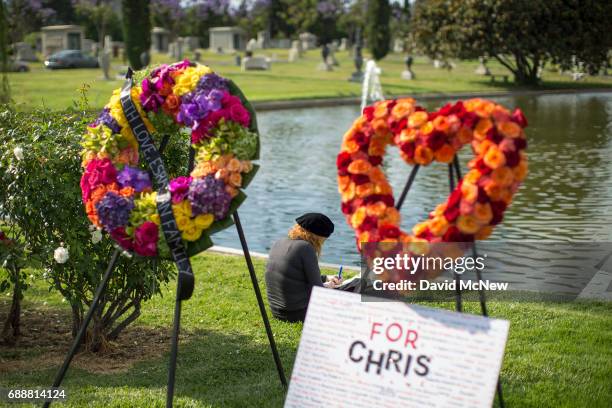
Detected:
left=213, top=92, right=612, bottom=266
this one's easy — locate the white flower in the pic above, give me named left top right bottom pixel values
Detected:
left=13, top=146, right=24, bottom=161
left=54, top=246, right=69, bottom=264
left=91, top=229, right=103, bottom=244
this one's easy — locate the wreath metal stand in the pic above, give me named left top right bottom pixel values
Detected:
left=43, top=138, right=286, bottom=408
left=394, top=155, right=505, bottom=408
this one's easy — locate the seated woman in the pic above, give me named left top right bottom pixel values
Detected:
left=265, top=213, right=342, bottom=322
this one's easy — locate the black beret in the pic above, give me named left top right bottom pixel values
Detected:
left=296, top=213, right=335, bottom=238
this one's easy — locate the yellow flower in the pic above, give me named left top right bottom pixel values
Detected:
left=172, top=65, right=213, bottom=96
left=149, top=214, right=161, bottom=225
left=457, top=215, right=480, bottom=234
left=194, top=213, right=214, bottom=230
left=172, top=200, right=193, bottom=218
left=182, top=225, right=203, bottom=242
left=175, top=215, right=191, bottom=231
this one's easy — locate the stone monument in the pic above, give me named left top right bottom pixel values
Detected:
left=317, top=44, right=332, bottom=71
left=401, top=55, right=415, bottom=80
left=288, top=40, right=301, bottom=62
left=475, top=56, right=491, bottom=76
left=99, top=35, right=112, bottom=80
left=348, top=45, right=364, bottom=82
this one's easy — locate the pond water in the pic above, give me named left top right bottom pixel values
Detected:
left=213, top=92, right=612, bottom=267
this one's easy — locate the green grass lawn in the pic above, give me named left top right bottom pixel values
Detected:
left=6, top=49, right=612, bottom=111
left=1, top=252, right=611, bottom=407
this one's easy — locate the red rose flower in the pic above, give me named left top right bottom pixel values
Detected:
left=490, top=201, right=507, bottom=225
left=514, top=138, right=527, bottom=150
left=229, top=103, right=251, bottom=127
left=363, top=106, right=375, bottom=121
left=511, top=108, right=528, bottom=128
left=110, top=227, right=134, bottom=251
left=341, top=202, right=353, bottom=215
left=379, top=224, right=401, bottom=239
left=426, top=130, right=447, bottom=150
left=443, top=226, right=474, bottom=242
left=359, top=216, right=378, bottom=232
left=351, top=174, right=370, bottom=185
left=486, top=127, right=503, bottom=144
left=504, top=150, right=520, bottom=167
left=368, top=155, right=383, bottom=166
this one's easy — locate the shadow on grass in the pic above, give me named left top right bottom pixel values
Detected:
left=1, top=305, right=295, bottom=407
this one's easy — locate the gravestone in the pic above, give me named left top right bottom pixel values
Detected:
left=475, top=56, right=491, bottom=76
left=327, top=42, right=339, bottom=66
left=140, top=51, right=150, bottom=68
left=393, top=38, right=404, bottom=53
left=348, top=45, right=364, bottom=82
left=317, top=44, right=332, bottom=71
left=288, top=40, right=301, bottom=62
left=242, top=56, right=270, bottom=71
left=14, top=42, right=37, bottom=61
left=256, top=30, right=269, bottom=49
left=194, top=50, right=201, bottom=62
left=401, top=55, right=415, bottom=80
left=299, top=32, right=317, bottom=51
left=339, top=38, right=348, bottom=52
left=99, top=35, right=112, bottom=80
left=246, top=38, right=258, bottom=52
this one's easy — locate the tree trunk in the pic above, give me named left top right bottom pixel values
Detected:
left=1, top=272, right=21, bottom=345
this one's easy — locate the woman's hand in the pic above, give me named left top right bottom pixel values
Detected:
left=324, top=276, right=343, bottom=288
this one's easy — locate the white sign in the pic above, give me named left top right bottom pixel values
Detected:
left=285, top=287, right=509, bottom=408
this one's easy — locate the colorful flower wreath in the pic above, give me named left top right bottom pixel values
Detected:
left=80, top=60, right=259, bottom=258
left=337, top=98, right=528, bottom=248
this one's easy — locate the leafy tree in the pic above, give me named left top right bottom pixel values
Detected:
left=366, top=0, right=391, bottom=60
left=73, top=0, right=117, bottom=45
left=0, top=106, right=178, bottom=352
left=4, top=0, right=55, bottom=43
left=412, top=0, right=612, bottom=85
left=122, top=0, right=150, bottom=69
left=0, top=1, right=10, bottom=104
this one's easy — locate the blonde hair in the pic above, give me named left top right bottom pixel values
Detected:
left=288, top=224, right=326, bottom=257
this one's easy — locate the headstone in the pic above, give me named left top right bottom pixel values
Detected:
left=318, top=44, right=332, bottom=71
left=299, top=32, right=317, bottom=51
left=13, top=42, right=37, bottom=61
left=475, top=56, right=491, bottom=76
left=182, top=36, right=200, bottom=52
left=288, top=40, right=301, bottom=62
left=176, top=38, right=183, bottom=60
left=433, top=59, right=443, bottom=69
left=99, top=35, right=112, bottom=80
left=401, top=55, right=415, bottom=80
left=339, top=38, right=348, bottom=51
left=348, top=45, right=364, bottom=82
left=194, top=50, right=201, bottom=62
left=242, top=56, right=270, bottom=71
left=285, top=288, right=510, bottom=408
left=327, top=42, right=339, bottom=66
left=140, top=51, right=150, bottom=67
left=393, top=38, right=404, bottom=53
left=256, top=30, right=269, bottom=49
left=246, top=38, right=258, bottom=52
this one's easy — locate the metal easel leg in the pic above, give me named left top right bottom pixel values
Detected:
left=233, top=212, right=288, bottom=388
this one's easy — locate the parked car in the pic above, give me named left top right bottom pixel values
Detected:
left=44, top=50, right=99, bottom=69
left=6, top=59, right=30, bottom=72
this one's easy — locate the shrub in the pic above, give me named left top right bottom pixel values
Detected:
left=0, top=106, right=181, bottom=352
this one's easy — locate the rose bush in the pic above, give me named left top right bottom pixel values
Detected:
left=0, top=106, right=181, bottom=351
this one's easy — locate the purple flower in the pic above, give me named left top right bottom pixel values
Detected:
left=169, top=176, right=192, bottom=204
left=96, top=192, right=134, bottom=231
left=117, top=166, right=151, bottom=192
left=91, top=108, right=121, bottom=134
left=197, top=73, right=228, bottom=94
left=187, top=175, right=231, bottom=219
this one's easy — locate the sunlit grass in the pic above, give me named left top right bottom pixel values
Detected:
left=1, top=252, right=611, bottom=407
left=7, top=50, right=612, bottom=111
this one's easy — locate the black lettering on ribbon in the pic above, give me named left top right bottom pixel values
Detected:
left=120, top=77, right=194, bottom=300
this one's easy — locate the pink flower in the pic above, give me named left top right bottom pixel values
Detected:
left=80, top=158, right=118, bottom=202
left=229, top=103, right=250, bottom=127
left=110, top=227, right=134, bottom=251
left=169, top=176, right=192, bottom=203
left=134, top=221, right=158, bottom=257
